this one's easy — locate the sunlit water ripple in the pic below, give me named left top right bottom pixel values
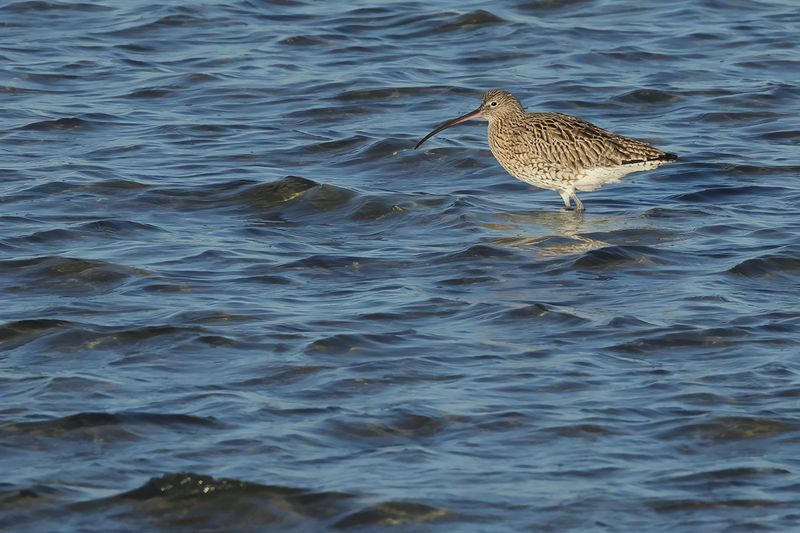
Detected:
left=1, top=1, right=799, bottom=531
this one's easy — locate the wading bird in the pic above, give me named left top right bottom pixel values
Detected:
left=415, top=89, right=676, bottom=211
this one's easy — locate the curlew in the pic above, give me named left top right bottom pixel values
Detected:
left=415, top=89, right=676, bottom=211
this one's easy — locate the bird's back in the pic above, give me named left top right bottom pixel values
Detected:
left=488, top=111, right=675, bottom=191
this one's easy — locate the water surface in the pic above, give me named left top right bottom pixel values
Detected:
left=1, top=1, right=800, bottom=531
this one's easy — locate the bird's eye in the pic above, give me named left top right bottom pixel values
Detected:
left=490, top=101, right=498, bottom=107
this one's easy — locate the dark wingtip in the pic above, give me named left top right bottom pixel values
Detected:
left=621, top=152, right=678, bottom=165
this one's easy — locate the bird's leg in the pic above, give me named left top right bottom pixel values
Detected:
left=570, top=191, right=585, bottom=212
left=558, top=190, right=572, bottom=210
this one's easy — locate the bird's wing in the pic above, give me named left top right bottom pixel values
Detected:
left=526, top=113, right=670, bottom=170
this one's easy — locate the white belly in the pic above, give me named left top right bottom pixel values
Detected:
left=573, top=161, right=663, bottom=191
left=497, top=160, right=665, bottom=192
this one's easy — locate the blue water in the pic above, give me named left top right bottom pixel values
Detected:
left=1, top=1, right=800, bottom=531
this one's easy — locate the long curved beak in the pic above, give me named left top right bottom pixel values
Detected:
left=414, top=107, right=483, bottom=150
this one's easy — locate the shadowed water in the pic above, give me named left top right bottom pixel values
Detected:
left=1, top=1, right=799, bottom=531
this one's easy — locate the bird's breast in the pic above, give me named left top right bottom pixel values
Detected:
left=488, top=121, right=543, bottom=168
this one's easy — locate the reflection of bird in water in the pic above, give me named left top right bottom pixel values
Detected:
left=416, top=89, right=676, bottom=212
left=489, top=210, right=611, bottom=257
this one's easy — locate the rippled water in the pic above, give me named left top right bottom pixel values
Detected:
left=2, top=1, right=800, bottom=531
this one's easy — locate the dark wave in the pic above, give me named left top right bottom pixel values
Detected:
left=727, top=252, right=800, bottom=279
left=0, top=1, right=112, bottom=12
left=236, top=175, right=320, bottom=208
left=279, top=35, right=325, bottom=46
left=99, top=12, right=220, bottom=38
left=436, top=10, right=506, bottom=32
left=650, top=497, right=788, bottom=513
left=19, top=117, right=93, bottom=131
left=123, top=88, right=175, bottom=99
left=0, top=318, right=76, bottom=346
left=517, top=0, right=593, bottom=12
left=321, top=409, right=453, bottom=443
left=615, top=88, right=683, bottom=104
left=10, top=220, right=161, bottom=245
left=610, top=326, right=749, bottom=354
left=573, top=245, right=676, bottom=269
left=64, top=472, right=447, bottom=530
left=3, top=412, right=221, bottom=436
left=128, top=176, right=408, bottom=226
left=700, top=111, right=783, bottom=123
left=759, top=130, right=800, bottom=143
left=434, top=244, right=521, bottom=263
left=76, top=219, right=161, bottom=235
left=656, top=416, right=800, bottom=442
left=306, top=331, right=411, bottom=354
left=495, top=302, right=590, bottom=326
left=222, top=177, right=409, bottom=224
left=0, top=317, right=220, bottom=354
left=673, top=185, right=788, bottom=203
left=657, top=465, right=791, bottom=492
left=0, top=256, right=151, bottom=295
left=335, top=86, right=444, bottom=101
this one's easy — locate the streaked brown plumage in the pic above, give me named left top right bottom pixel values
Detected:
left=415, top=89, right=676, bottom=211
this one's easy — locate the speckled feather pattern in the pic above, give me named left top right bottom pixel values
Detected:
left=484, top=90, right=674, bottom=192
left=418, top=89, right=676, bottom=210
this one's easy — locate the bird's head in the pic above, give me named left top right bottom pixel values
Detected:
left=415, top=89, right=524, bottom=149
